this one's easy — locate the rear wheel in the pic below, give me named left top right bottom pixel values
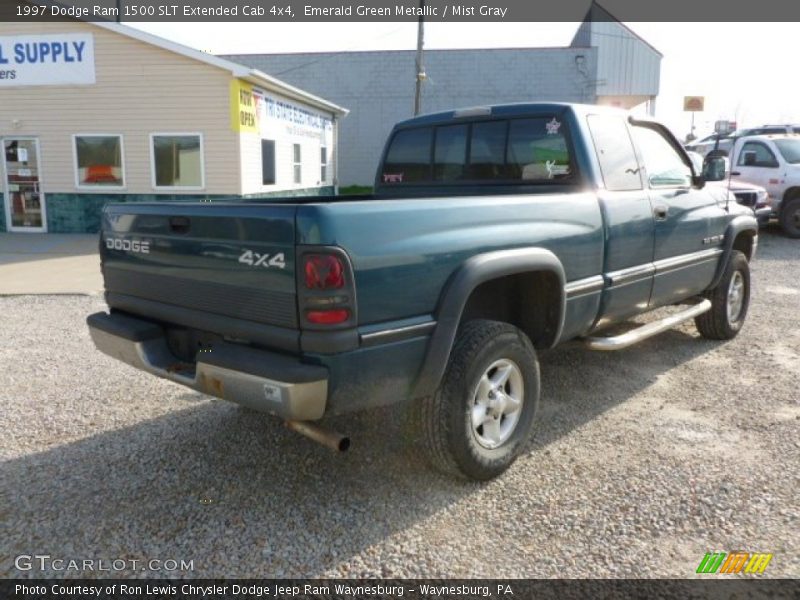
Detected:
left=695, top=250, right=750, bottom=340
left=413, top=320, right=540, bottom=481
left=779, top=197, right=800, bottom=238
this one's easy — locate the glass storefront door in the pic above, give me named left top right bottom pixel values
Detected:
left=2, top=138, right=47, bottom=232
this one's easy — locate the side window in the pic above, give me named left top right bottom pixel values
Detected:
left=382, top=127, right=432, bottom=183
left=467, top=121, right=507, bottom=180
left=506, top=118, right=572, bottom=181
left=586, top=115, right=642, bottom=191
left=434, top=124, right=468, bottom=181
left=737, top=142, right=779, bottom=168
left=631, top=125, right=692, bottom=187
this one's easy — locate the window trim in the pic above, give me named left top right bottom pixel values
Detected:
left=72, top=133, right=126, bottom=191
left=149, top=132, right=205, bottom=191
left=320, top=145, right=328, bottom=184
left=380, top=115, right=579, bottom=187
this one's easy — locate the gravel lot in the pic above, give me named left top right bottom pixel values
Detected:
left=2, top=227, right=798, bottom=579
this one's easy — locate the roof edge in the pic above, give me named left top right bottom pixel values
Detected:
left=90, top=22, right=348, bottom=116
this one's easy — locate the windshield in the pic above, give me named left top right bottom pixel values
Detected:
left=774, top=139, right=800, bottom=164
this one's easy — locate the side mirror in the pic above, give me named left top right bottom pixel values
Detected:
left=702, top=156, right=728, bottom=182
left=743, top=151, right=757, bottom=166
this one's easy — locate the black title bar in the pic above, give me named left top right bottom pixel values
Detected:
left=2, top=0, right=800, bottom=22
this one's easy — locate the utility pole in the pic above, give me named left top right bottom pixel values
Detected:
left=413, top=0, right=426, bottom=115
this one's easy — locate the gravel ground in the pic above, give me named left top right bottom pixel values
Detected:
left=1, top=226, right=798, bottom=579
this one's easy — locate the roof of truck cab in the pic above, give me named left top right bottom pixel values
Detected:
left=394, top=102, right=628, bottom=128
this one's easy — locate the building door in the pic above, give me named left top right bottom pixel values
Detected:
left=2, top=137, right=47, bottom=232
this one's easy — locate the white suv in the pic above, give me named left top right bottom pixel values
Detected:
left=728, top=134, right=800, bottom=237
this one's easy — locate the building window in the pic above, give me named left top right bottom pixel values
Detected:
left=74, top=135, right=125, bottom=188
left=262, top=139, right=276, bottom=185
left=151, top=134, right=204, bottom=189
left=293, top=144, right=302, bottom=184
left=320, top=146, right=328, bottom=183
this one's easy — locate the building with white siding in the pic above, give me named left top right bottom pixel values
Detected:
left=225, top=7, right=660, bottom=186
left=0, top=22, right=347, bottom=233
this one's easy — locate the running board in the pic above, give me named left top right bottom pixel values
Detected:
left=583, top=299, right=712, bottom=351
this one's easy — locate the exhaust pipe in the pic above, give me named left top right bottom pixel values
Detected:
left=286, top=420, right=350, bottom=452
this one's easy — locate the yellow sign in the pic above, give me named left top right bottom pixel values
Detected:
left=230, top=79, right=258, bottom=133
left=683, top=96, right=705, bottom=112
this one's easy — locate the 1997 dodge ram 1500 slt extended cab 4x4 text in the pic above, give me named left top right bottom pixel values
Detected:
left=88, top=103, right=758, bottom=480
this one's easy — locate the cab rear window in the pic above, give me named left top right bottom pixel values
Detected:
left=381, top=116, right=574, bottom=185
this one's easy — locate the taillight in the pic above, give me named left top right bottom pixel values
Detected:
left=298, top=250, right=355, bottom=329
left=304, top=254, right=345, bottom=289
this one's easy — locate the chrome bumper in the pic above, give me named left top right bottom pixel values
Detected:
left=87, top=312, right=328, bottom=421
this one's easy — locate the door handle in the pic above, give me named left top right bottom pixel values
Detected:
left=654, top=205, right=668, bottom=220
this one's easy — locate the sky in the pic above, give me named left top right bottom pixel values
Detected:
left=129, top=21, right=800, bottom=139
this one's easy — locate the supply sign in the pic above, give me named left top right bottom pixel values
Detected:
left=0, top=33, right=95, bottom=87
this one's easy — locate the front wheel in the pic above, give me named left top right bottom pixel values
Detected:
left=413, top=320, right=540, bottom=481
left=695, top=250, right=750, bottom=340
left=779, top=197, right=800, bottom=238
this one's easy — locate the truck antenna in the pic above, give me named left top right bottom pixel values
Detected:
left=725, top=136, right=737, bottom=213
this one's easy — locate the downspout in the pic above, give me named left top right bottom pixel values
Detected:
left=333, top=114, right=339, bottom=195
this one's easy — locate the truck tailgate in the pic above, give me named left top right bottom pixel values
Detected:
left=100, top=203, right=297, bottom=330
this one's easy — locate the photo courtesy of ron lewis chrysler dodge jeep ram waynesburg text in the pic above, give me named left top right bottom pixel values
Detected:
left=87, top=103, right=757, bottom=481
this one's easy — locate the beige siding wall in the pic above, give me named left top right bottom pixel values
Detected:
left=0, top=21, right=241, bottom=195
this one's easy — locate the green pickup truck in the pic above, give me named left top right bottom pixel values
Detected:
left=87, top=103, right=758, bottom=480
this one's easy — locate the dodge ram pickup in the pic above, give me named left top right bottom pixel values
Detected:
left=87, top=103, right=758, bottom=480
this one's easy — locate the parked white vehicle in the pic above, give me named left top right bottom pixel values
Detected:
left=727, top=135, right=800, bottom=237
left=687, top=151, right=772, bottom=224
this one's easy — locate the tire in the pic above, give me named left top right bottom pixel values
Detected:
left=413, top=319, right=540, bottom=481
left=694, top=250, right=750, bottom=340
left=779, top=197, right=800, bottom=238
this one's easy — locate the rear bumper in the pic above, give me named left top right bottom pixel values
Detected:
left=87, top=312, right=328, bottom=421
